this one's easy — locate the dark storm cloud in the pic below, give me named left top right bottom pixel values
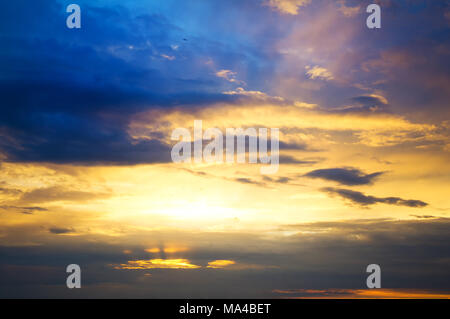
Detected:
left=0, top=0, right=252, bottom=165
left=2, top=131, right=173, bottom=165
left=0, top=54, right=230, bottom=165
left=304, top=168, right=383, bottom=185
left=322, top=187, right=428, bottom=208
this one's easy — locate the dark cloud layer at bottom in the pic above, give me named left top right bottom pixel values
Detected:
left=0, top=218, right=448, bottom=298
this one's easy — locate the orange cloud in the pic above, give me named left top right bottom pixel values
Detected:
left=145, top=248, right=160, bottom=253
left=145, top=246, right=188, bottom=253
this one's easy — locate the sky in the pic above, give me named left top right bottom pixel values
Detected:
left=0, top=0, right=449, bottom=298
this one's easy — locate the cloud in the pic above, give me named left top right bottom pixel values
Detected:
left=0, top=0, right=448, bottom=299
left=279, top=155, right=320, bottom=165
left=265, top=0, right=311, bottom=15
left=360, top=46, right=450, bottom=121
left=305, top=65, right=334, bottom=81
left=344, top=94, right=389, bottom=112
left=0, top=187, right=23, bottom=196
left=207, top=260, right=236, bottom=268
left=215, top=70, right=244, bottom=84
left=411, top=215, right=437, bottom=219
left=1, top=218, right=449, bottom=297
left=0, top=1, right=257, bottom=165
left=48, top=227, right=74, bottom=234
left=263, top=176, right=292, bottom=184
left=353, top=94, right=388, bottom=106
left=1, top=0, right=448, bottom=169
left=0, top=205, right=47, bottom=211
left=131, top=100, right=445, bottom=151
left=223, top=87, right=284, bottom=103
left=160, top=54, right=175, bottom=61
left=337, top=1, right=361, bottom=17
left=1, top=120, right=173, bottom=165
left=234, top=178, right=266, bottom=186
left=112, top=259, right=201, bottom=269
left=19, top=186, right=112, bottom=204
left=304, top=168, right=383, bottom=185
left=0, top=205, right=48, bottom=214
left=272, top=288, right=450, bottom=299
left=322, top=187, right=428, bottom=208
left=279, top=140, right=309, bottom=151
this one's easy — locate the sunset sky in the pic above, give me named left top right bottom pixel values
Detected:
left=0, top=0, right=449, bottom=298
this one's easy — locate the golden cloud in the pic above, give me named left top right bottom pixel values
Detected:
left=305, top=65, right=334, bottom=81
left=113, top=258, right=201, bottom=270
left=128, top=99, right=446, bottom=150
left=265, top=0, right=311, bottom=15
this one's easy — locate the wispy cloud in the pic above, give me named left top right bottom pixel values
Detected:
left=215, top=69, right=244, bottom=85
left=305, top=65, right=334, bottom=81
left=322, top=187, right=428, bottom=208
left=207, top=260, right=236, bottom=268
left=304, top=168, right=384, bottom=185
